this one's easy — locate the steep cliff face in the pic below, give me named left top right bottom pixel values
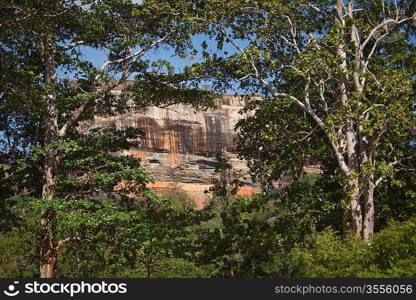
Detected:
left=81, top=95, right=260, bottom=208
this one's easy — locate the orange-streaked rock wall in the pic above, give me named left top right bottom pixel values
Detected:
left=80, top=95, right=262, bottom=207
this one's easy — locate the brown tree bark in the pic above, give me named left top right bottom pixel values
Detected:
left=39, top=150, right=60, bottom=278
left=39, top=209, right=58, bottom=278
left=36, top=33, right=61, bottom=278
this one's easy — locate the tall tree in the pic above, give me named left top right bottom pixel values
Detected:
left=190, top=0, right=416, bottom=240
left=0, top=0, right=213, bottom=277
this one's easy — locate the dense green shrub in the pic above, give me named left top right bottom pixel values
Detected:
left=151, top=258, right=212, bottom=278
left=368, top=217, right=416, bottom=277
left=1, top=187, right=415, bottom=278
left=99, top=258, right=212, bottom=278
left=265, top=216, right=416, bottom=278
left=273, top=230, right=371, bottom=277
left=0, top=230, right=38, bottom=277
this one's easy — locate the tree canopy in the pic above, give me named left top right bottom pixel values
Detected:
left=0, top=0, right=415, bottom=278
left=0, top=0, right=214, bottom=277
left=186, top=0, right=416, bottom=240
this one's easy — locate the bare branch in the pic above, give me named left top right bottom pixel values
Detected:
left=305, top=3, right=321, bottom=13
left=361, top=104, right=385, bottom=119
left=283, top=15, right=301, bottom=54
left=375, top=176, right=384, bottom=187
left=95, top=33, right=172, bottom=81
left=237, top=73, right=255, bottom=81
left=259, top=78, right=349, bottom=174
left=59, top=33, right=173, bottom=137
left=58, top=40, right=86, bottom=51
left=0, top=10, right=37, bottom=29
left=55, top=236, right=81, bottom=252
left=304, top=75, right=311, bottom=107
left=362, top=63, right=384, bottom=91
left=221, top=28, right=245, bottom=54
left=361, top=16, right=414, bottom=51
left=58, top=70, right=131, bottom=137
left=318, top=80, right=328, bottom=111
left=298, top=125, right=319, bottom=142
left=220, top=27, right=261, bottom=78
left=363, top=31, right=388, bottom=67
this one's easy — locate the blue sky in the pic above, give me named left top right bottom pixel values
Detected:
left=80, top=33, right=235, bottom=72
left=74, top=33, right=246, bottom=93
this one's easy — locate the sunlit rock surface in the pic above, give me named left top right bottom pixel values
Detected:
left=80, top=95, right=261, bottom=208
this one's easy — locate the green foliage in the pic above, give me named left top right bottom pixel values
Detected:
left=0, top=230, right=38, bottom=277
left=191, top=172, right=343, bottom=278
left=191, top=0, right=416, bottom=239
left=112, top=258, right=212, bottom=278
left=161, top=186, right=197, bottom=210
left=0, top=195, right=40, bottom=277
left=369, top=217, right=416, bottom=277
left=1, top=187, right=416, bottom=278
left=205, top=152, right=244, bottom=206
left=1, top=0, right=415, bottom=279
left=190, top=194, right=277, bottom=277
left=1, top=0, right=217, bottom=277
left=150, top=258, right=211, bottom=278
left=236, top=97, right=329, bottom=187
left=279, top=230, right=371, bottom=277
left=374, top=157, right=416, bottom=228
left=0, top=167, right=21, bottom=232
left=266, top=216, right=416, bottom=278
left=50, top=191, right=203, bottom=278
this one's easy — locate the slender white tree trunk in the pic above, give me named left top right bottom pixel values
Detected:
left=334, top=0, right=363, bottom=237
left=346, top=178, right=363, bottom=236
left=362, top=175, right=375, bottom=241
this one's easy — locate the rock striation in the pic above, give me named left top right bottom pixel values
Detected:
left=81, top=95, right=261, bottom=208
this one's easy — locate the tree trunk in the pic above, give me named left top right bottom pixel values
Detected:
left=346, top=178, right=363, bottom=236
left=362, top=176, right=375, bottom=241
left=39, top=149, right=60, bottom=278
left=334, top=0, right=364, bottom=236
left=39, top=209, right=58, bottom=278
left=36, top=33, right=60, bottom=278
left=342, top=207, right=352, bottom=238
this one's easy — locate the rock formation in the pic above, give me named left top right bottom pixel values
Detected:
left=81, top=95, right=261, bottom=208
